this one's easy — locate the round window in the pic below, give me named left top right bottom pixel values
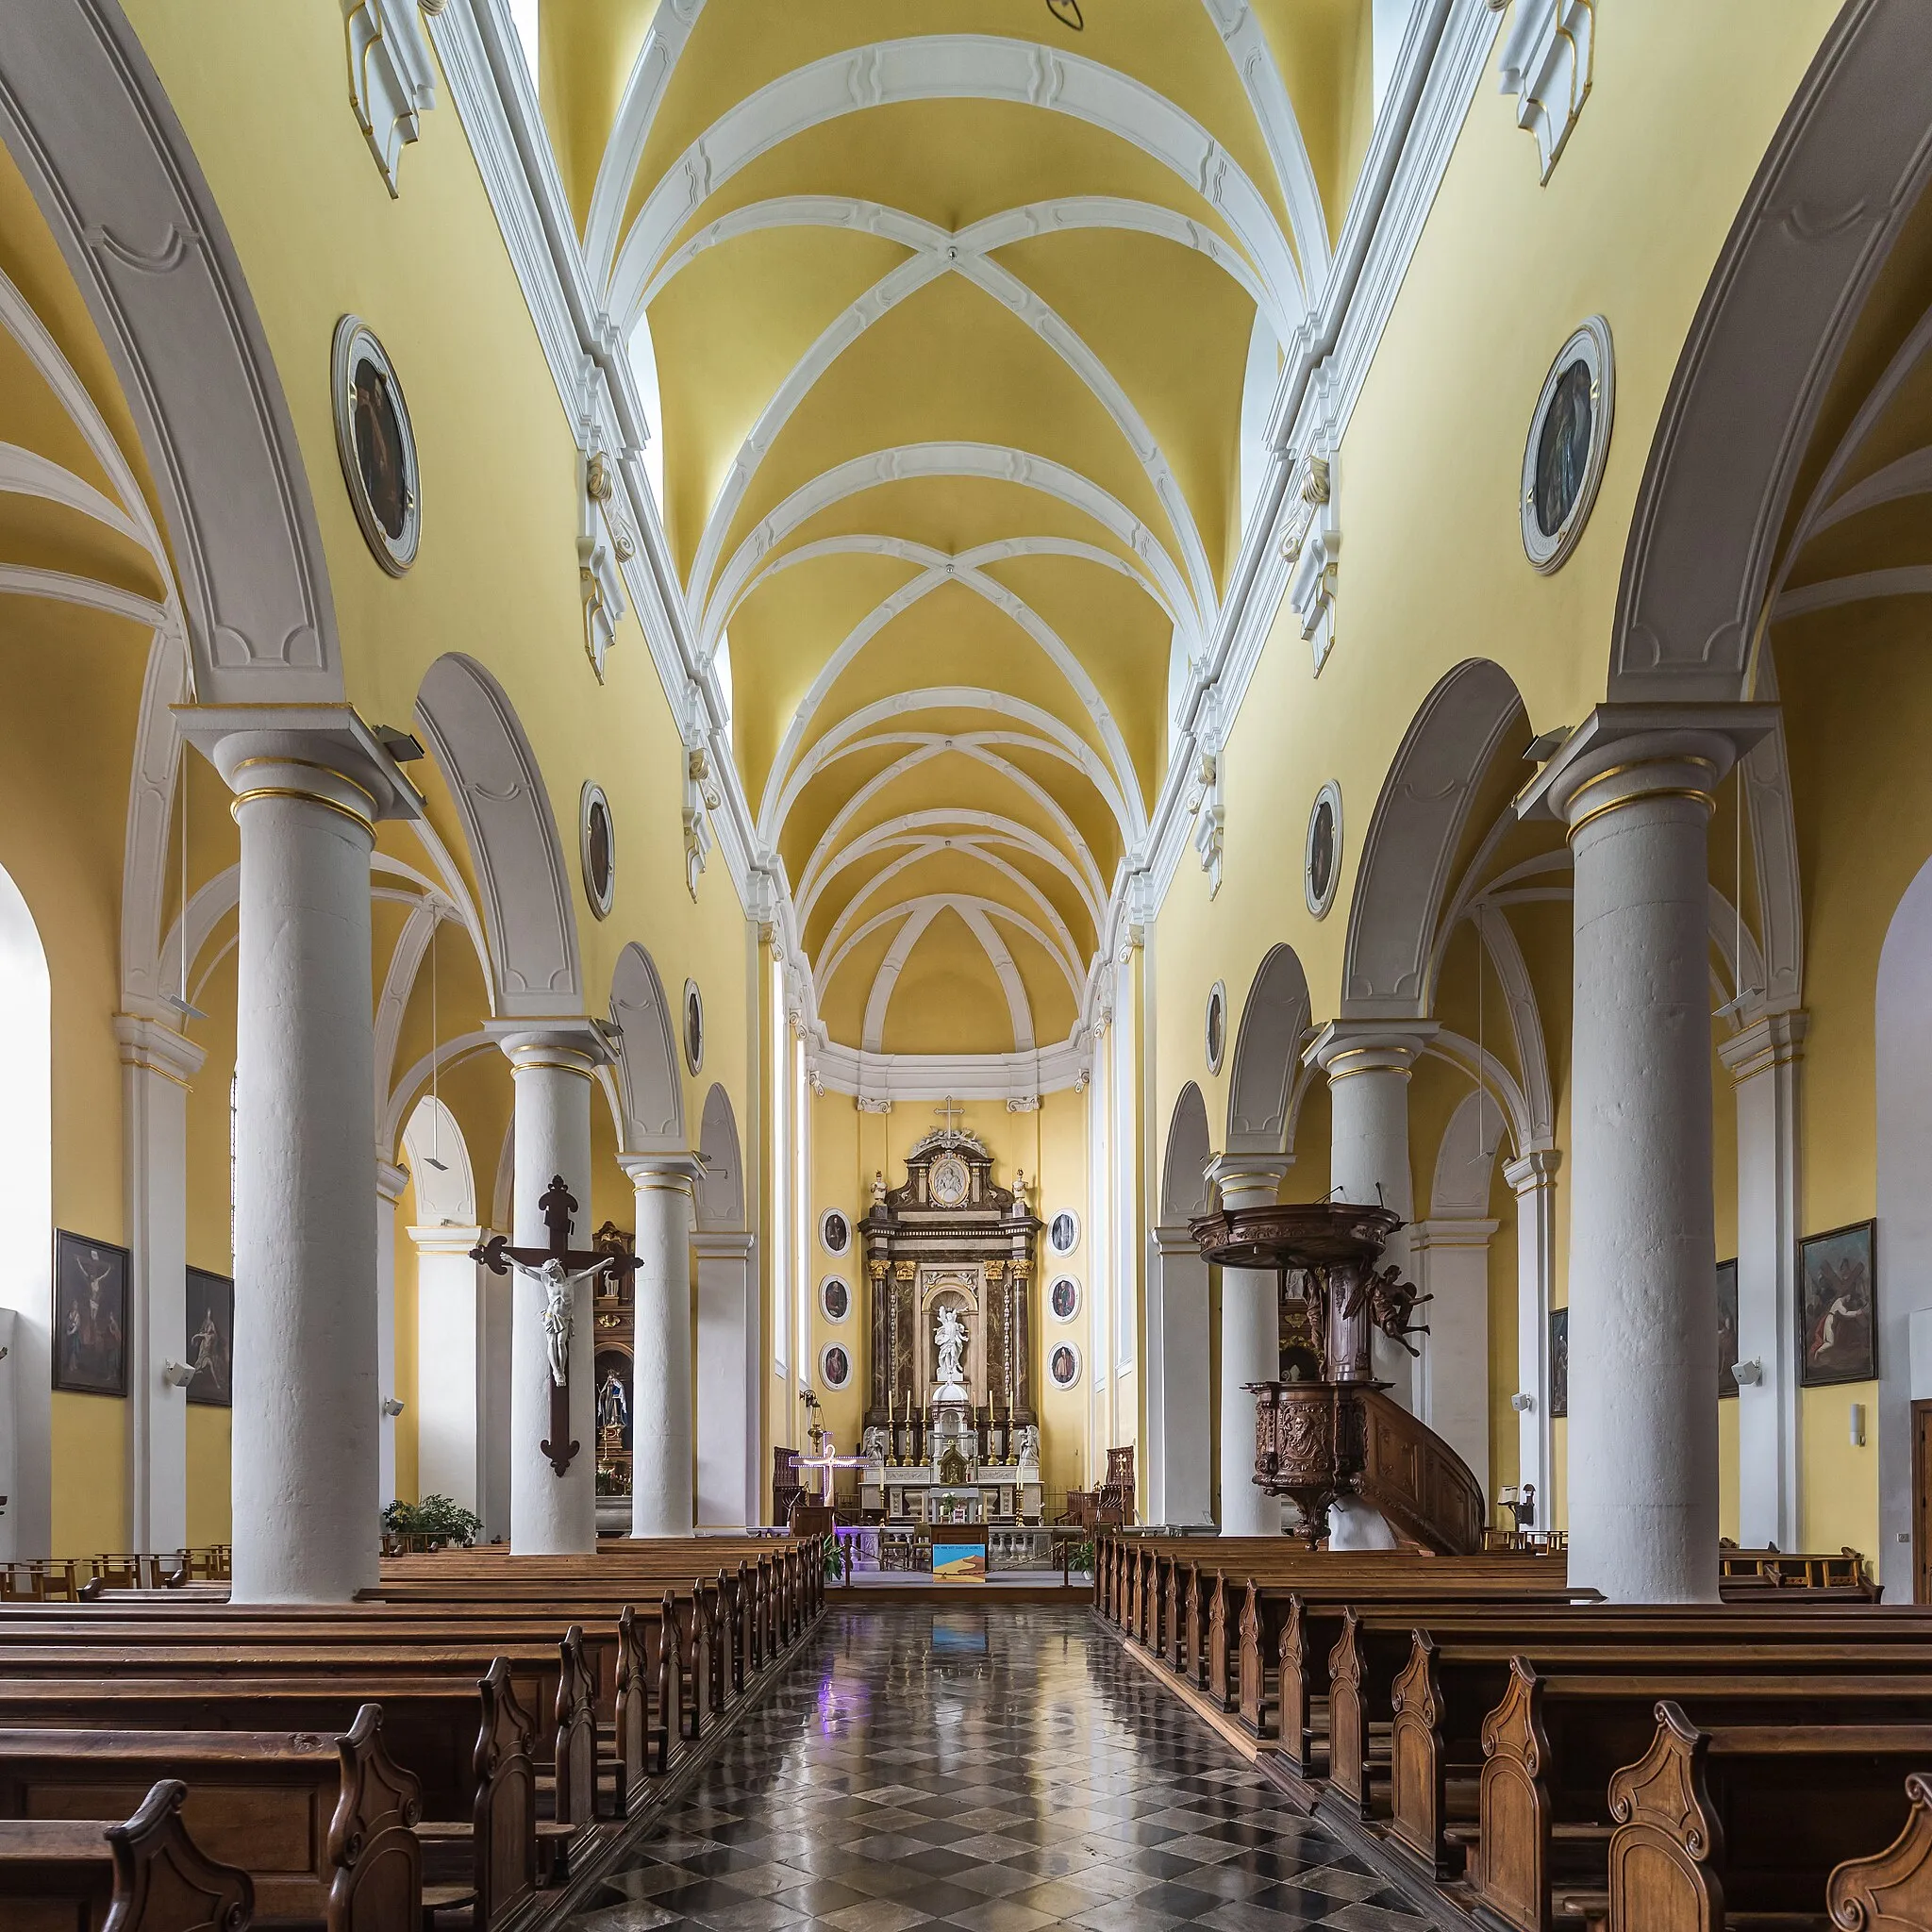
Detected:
left=579, top=783, right=615, bottom=920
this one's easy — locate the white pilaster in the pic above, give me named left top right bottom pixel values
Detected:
left=1148, top=1224, right=1213, bottom=1526
left=1407, top=1217, right=1497, bottom=1496
left=116, top=1015, right=206, bottom=1556
left=1503, top=1147, right=1560, bottom=1519
left=494, top=1022, right=608, bottom=1556
left=1308, top=1024, right=1434, bottom=1406
left=1719, top=1012, right=1807, bottom=1550
left=1521, top=707, right=1771, bottom=1603
left=411, top=1224, right=487, bottom=1514
left=179, top=708, right=423, bottom=1604
left=693, top=1228, right=758, bottom=1527
left=1207, top=1156, right=1290, bottom=1536
left=375, top=1159, right=408, bottom=1508
left=621, top=1153, right=701, bottom=1539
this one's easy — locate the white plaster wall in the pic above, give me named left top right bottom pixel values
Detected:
left=1875, top=855, right=1932, bottom=1597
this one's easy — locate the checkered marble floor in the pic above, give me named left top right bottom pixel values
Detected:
left=563, top=1606, right=1441, bottom=1932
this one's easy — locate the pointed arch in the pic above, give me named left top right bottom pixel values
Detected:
left=609, top=941, right=685, bottom=1152
left=695, top=1084, right=745, bottom=1231
left=1224, top=943, right=1310, bottom=1156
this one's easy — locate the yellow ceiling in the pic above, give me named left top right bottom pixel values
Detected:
left=550, top=0, right=1371, bottom=1056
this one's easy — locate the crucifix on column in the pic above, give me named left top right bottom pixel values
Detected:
left=472, top=1176, right=638, bottom=1478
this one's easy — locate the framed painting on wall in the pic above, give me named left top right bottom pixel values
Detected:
left=53, top=1232, right=128, bottom=1397
left=1549, top=1307, right=1569, bottom=1420
left=1798, top=1219, right=1876, bottom=1388
left=1716, top=1258, right=1740, bottom=1400
left=184, top=1267, right=234, bottom=1408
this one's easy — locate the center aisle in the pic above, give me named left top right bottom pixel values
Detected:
left=566, top=1606, right=1437, bottom=1932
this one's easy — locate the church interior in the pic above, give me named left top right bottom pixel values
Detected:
left=3, top=2, right=1932, bottom=1928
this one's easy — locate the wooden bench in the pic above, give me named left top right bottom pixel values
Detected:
left=0, top=1667, right=537, bottom=1928
left=1607, top=1706, right=1932, bottom=1931
left=0, top=1704, right=440, bottom=1931
left=1471, top=1663, right=1932, bottom=1932
left=1825, top=1771, right=1932, bottom=1932
left=0, top=1778, right=253, bottom=1932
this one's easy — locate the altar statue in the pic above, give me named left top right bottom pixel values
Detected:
left=935, top=1304, right=968, bottom=1390
left=597, top=1367, right=629, bottom=1441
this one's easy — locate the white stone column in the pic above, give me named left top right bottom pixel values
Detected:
left=375, top=1160, right=408, bottom=1508
left=1147, top=1225, right=1214, bottom=1526
left=1719, top=1012, right=1807, bottom=1550
left=116, top=1015, right=206, bottom=1556
left=622, top=1154, right=701, bottom=1539
left=1207, top=1158, right=1290, bottom=1536
left=183, top=711, right=421, bottom=1604
left=1522, top=708, right=1767, bottom=1603
left=693, top=1228, right=758, bottom=1527
left=1408, top=1218, right=1496, bottom=1496
left=1308, top=1024, right=1434, bottom=1405
left=494, top=1023, right=608, bottom=1557
left=412, top=1224, right=487, bottom=1515
left=1504, top=1148, right=1560, bottom=1522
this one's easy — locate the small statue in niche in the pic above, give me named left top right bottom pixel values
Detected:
left=1344, top=1262, right=1434, bottom=1357
left=871, top=1170, right=888, bottom=1209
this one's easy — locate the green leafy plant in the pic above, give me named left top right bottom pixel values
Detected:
left=382, top=1494, right=483, bottom=1553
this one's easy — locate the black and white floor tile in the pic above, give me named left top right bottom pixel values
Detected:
left=563, top=1607, right=1440, bottom=1932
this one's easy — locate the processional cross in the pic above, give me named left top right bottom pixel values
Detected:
left=471, top=1175, right=638, bottom=1478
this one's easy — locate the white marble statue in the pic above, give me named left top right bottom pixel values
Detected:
left=508, top=1255, right=606, bottom=1387
left=1014, top=1423, right=1040, bottom=1466
left=860, top=1424, right=889, bottom=1461
left=934, top=1305, right=968, bottom=1391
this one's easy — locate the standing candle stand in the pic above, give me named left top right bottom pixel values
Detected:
left=1188, top=1200, right=1431, bottom=1547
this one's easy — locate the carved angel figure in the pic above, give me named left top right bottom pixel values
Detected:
left=1345, top=1261, right=1434, bottom=1357
left=1014, top=1423, right=1041, bottom=1465
left=934, top=1305, right=968, bottom=1387
left=860, top=1425, right=889, bottom=1460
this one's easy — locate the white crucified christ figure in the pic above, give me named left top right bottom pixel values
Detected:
left=508, top=1255, right=608, bottom=1387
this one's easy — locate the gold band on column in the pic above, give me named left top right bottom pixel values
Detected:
left=229, top=788, right=375, bottom=835
left=1565, top=785, right=1714, bottom=846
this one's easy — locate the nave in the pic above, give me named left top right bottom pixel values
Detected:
left=572, top=1607, right=1423, bottom=1932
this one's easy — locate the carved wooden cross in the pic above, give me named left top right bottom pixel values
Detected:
left=472, top=1175, right=638, bottom=1478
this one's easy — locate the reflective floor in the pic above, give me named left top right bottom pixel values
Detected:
left=565, top=1607, right=1436, bottom=1932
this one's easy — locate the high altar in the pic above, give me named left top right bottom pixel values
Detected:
left=856, top=1122, right=1044, bottom=1528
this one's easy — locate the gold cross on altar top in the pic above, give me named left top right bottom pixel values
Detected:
left=934, top=1096, right=965, bottom=1135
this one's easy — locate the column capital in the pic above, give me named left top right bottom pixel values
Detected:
left=1152, top=1223, right=1203, bottom=1257
left=1305, top=1020, right=1438, bottom=1079
left=1718, top=1008, right=1808, bottom=1083
left=1516, top=704, right=1777, bottom=839
left=618, top=1149, right=705, bottom=1194
left=408, top=1223, right=484, bottom=1257
left=1206, top=1152, right=1291, bottom=1211
left=376, top=1159, right=410, bottom=1205
left=114, top=1014, right=207, bottom=1088
left=691, top=1229, right=755, bottom=1262
left=1504, top=1145, right=1562, bottom=1193
left=174, top=703, right=425, bottom=825
left=1410, top=1216, right=1500, bottom=1251
left=488, top=1017, right=614, bottom=1079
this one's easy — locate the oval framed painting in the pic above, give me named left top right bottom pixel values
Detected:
left=331, top=316, right=420, bottom=575
left=1048, top=1274, right=1081, bottom=1324
left=819, top=1208, right=851, bottom=1257
left=1205, top=980, right=1227, bottom=1074
left=819, top=1274, right=851, bottom=1325
left=1522, top=315, right=1614, bottom=574
left=819, top=1340, right=852, bottom=1392
left=682, top=977, right=704, bottom=1075
left=1047, top=1209, right=1080, bottom=1258
left=1048, top=1341, right=1083, bottom=1391
left=579, top=782, right=615, bottom=920
left=1306, top=780, right=1342, bottom=920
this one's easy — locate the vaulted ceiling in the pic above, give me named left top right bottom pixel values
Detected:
left=546, top=0, right=1380, bottom=1058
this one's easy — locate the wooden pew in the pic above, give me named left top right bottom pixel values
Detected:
left=0, top=1778, right=253, bottom=1932
left=1606, top=1706, right=1932, bottom=1932
left=1378, top=1621, right=1932, bottom=1877
left=1826, top=1773, right=1932, bottom=1931
left=0, top=1704, right=433, bottom=1930
left=0, top=1667, right=536, bottom=1929
left=1472, top=1663, right=1932, bottom=1932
